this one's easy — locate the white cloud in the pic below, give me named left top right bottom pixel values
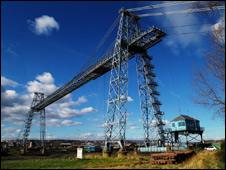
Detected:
left=1, top=72, right=96, bottom=139
left=46, top=134, right=56, bottom=140
left=149, top=119, right=169, bottom=127
left=1, top=76, right=18, bottom=87
left=79, top=132, right=104, bottom=140
left=163, top=119, right=170, bottom=125
left=163, top=5, right=200, bottom=46
left=4, top=117, right=25, bottom=125
left=41, top=118, right=82, bottom=127
left=160, top=2, right=214, bottom=56
left=61, top=120, right=82, bottom=126
left=3, top=90, right=18, bottom=98
left=75, top=96, right=88, bottom=105
left=127, top=122, right=140, bottom=130
left=16, top=129, right=21, bottom=133
left=52, top=106, right=95, bottom=119
left=129, top=125, right=139, bottom=130
left=47, top=118, right=61, bottom=127
left=1, top=127, right=22, bottom=140
left=99, top=122, right=107, bottom=128
left=28, top=15, right=60, bottom=35
left=120, top=95, right=134, bottom=102
left=79, top=132, right=95, bottom=139
left=150, top=119, right=157, bottom=127
left=26, top=72, right=57, bottom=95
left=1, top=105, right=29, bottom=115
left=80, top=107, right=96, bottom=114
left=127, top=96, right=134, bottom=102
left=96, top=132, right=104, bottom=139
left=59, top=96, right=87, bottom=108
left=36, top=72, right=54, bottom=84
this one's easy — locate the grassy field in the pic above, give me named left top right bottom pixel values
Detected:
left=1, top=150, right=225, bottom=169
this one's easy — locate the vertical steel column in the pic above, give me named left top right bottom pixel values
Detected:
left=104, top=10, right=128, bottom=151
left=40, top=108, right=45, bottom=154
left=136, top=52, right=165, bottom=146
left=136, top=54, right=151, bottom=146
left=104, top=9, right=140, bottom=151
left=22, top=92, right=45, bottom=154
left=200, top=133, right=203, bottom=144
left=22, top=110, right=34, bottom=153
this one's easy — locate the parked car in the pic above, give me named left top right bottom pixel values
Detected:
left=204, top=146, right=217, bottom=151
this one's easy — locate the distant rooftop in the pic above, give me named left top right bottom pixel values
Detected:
left=172, top=114, right=198, bottom=122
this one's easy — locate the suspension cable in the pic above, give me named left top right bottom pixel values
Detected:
left=127, top=1, right=198, bottom=12
left=79, top=15, right=120, bottom=73
left=138, top=6, right=225, bottom=17
left=167, top=30, right=211, bottom=36
left=94, top=15, right=120, bottom=57
left=161, top=23, right=213, bottom=29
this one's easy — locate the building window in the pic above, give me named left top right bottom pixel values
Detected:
left=172, top=123, right=175, bottom=127
left=178, top=122, right=185, bottom=126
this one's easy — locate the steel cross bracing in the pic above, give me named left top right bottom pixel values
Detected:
left=40, top=108, right=46, bottom=154
left=136, top=52, right=165, bottom=147
left=104, top=10, right=166, bottom=150
left=21, top=9, right=166, bottom=151
left=30, top=21, right=165, bottom=112
left=22, top=92, right=45, bottom=153
left=104, top=9, right=140, bottom=150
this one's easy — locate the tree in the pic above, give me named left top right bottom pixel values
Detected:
left=194, top=14, right=225, bottom=119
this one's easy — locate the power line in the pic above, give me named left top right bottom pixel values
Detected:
left=161, top=23, right=213, bottom=29
left=93, top=15, right=120, bottom=57
left=79, top=15, right=119, bottom=73
left=138, top=6, right=225, bottom=17
left=141, top=23, right=214, bottom=37
left=167, top=30, right=211, bottom=36
left=127, top=1, right=198, bottom=12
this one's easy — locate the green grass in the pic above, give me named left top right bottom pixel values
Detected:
left=1, top=150, right=225, bottom=169
left=1, top=157, right=146, bottom=169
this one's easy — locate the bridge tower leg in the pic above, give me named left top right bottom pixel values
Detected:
left=22, top=92, right=45, bottom=155
left=136, top=52, right=165, bottom=147
left=21, top=109, right=33, bottom=154
left=104, top=9, right=140, bottom=153
left=200, top=132, right=204, bottom=144
left=40, top=108, right=46, bottom=155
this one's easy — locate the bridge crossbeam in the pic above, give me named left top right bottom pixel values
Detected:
left=33, top=27, right=165, bottom=111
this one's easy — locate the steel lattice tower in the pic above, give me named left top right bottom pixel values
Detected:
left=21, top=8, right=167, bottom=154
left=39, top=105, right=46, bottom=154
left=18, top=2, right=224, bottom=154
left=104, top=9, right=165, bottom=151
left=136, top=53, right=165, bottom=147
left=22, top=92, right=45, bottom=154
left=104, top=9, right=140, bottom=151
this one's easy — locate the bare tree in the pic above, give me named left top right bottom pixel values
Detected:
left=194, top=13, right=225, bottom=119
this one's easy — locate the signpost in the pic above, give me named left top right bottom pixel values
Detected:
left=77, top=148, right=83, bottom=159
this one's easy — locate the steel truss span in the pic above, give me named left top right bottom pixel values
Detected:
left=21, top=9, right=166, bottom=152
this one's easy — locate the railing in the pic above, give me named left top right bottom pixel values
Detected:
left=33, top=28, right=165, bottom=110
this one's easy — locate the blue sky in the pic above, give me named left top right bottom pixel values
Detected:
left=1, top=1, right=225, bottom=141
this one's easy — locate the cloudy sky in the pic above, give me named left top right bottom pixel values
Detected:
left=1, top=1, right=225, bottom=141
